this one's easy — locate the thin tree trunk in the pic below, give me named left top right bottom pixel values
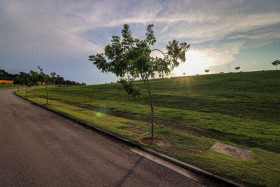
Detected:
left=46, top=85, right=49, bottom=105
left=26, top=87, right=27, bottom=97
left=143, top=79, right=155, bottom=142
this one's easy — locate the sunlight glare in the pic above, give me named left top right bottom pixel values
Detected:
left=96, top=111, right=106, bottom=118
left=173, top=50, right=215, bottom=76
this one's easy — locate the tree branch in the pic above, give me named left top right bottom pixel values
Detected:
left=151, top=49, right=166, bottom=56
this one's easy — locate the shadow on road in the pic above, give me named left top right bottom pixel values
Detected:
left=116, top=157, right=144, bottom=187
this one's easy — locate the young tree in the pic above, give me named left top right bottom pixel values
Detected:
left=89, top=24, right=190, bottom=141
left=272, top=60, right=280, bottom=70
left=37, top=66, right=51, bottom=104
left=228, top=64, right=230, bottom=73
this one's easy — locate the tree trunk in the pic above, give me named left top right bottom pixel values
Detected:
left=46, top=85, right=49, bottom=105
left=143, top=79, right=155, bottom=142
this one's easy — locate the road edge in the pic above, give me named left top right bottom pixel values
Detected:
left=14, top=91, right=244, bottom=187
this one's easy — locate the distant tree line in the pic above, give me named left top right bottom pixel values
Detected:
left=0, top=68, right=85, bottom=86
left=0, top=69, right=18, bottom=81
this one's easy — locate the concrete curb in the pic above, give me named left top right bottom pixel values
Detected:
left=15, top=91, right=243, bottom=187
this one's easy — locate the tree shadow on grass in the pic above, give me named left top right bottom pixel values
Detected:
left=54, top=99, right=152, bottom=124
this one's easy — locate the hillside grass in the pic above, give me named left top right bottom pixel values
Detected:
left=17, top=70, right=280, bottom=186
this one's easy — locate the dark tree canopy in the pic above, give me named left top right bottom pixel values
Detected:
left=1, top=67, right=83, bottom=86
left=0, top=69, right=18, bottom=81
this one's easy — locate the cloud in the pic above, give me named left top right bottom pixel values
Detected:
left=156, top=8, right=280, bottom=44
left=202, top=42, right=244, bottom=65
left=2, top=0, right=279, bottom=52
left=0, top=0, right=102, bottom=54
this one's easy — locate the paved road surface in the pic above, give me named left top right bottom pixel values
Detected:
left=0, top=89, right=206, bottom=186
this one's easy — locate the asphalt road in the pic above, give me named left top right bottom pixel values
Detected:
left=0, top=88, right=206, bottom=186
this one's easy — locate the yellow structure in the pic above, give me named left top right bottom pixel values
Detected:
left=0, top=80, right=14, bottom=84
left=37, top=81, right=46, bottom=85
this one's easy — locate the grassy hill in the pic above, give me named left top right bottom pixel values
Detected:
left=18, top=70, right=280, bottom=186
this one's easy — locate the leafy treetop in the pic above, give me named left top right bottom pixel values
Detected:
left=89, top=24, right=190, bottom=81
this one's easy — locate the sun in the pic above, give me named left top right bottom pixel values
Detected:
left=173, top=50, right=215, bottom=76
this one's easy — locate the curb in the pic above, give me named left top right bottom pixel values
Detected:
left=15, top=91, right=243, bottom=187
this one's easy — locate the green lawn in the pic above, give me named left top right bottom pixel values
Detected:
left=17, top=70, right=280, bottom=186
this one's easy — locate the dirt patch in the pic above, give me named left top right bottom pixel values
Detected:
left=141, top=137, right=170, bottom=147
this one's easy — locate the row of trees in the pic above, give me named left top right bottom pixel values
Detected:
left=16, top=67, right=56, bottom=103
left=0, top=69, right=18, bottom=81
left=1, top=67, right=85, bottom=104
left=0, top=68, right=84, bottom=86
left=204, top=66, right=240, bottom=75
left=201, top=59, right=279, bottom=75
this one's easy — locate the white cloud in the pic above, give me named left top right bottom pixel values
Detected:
left=203, top=42, right=244, bottom=65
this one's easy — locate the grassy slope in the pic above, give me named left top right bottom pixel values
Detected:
left=18, top=70, right=280, bottom=186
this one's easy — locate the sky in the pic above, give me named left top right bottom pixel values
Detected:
left=0, top=0, right=279, bottom=85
